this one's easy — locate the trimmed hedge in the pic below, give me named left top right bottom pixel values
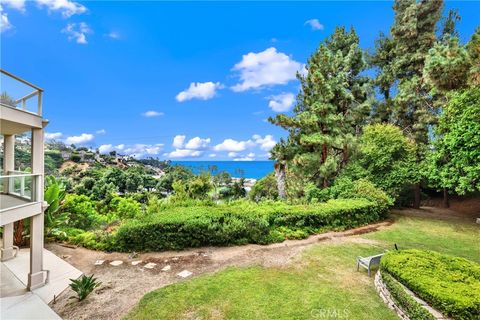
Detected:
left=381, top=271, right=436, bottom=320
left=115, top=198, right=386, bottom=252
left=381, top=249, right=480, bottom=320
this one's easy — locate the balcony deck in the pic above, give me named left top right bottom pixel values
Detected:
left=0, top=194, right=42, bottom=226
left=0, top=194, right=31, bottom=211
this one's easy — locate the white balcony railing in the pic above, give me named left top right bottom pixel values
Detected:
left=0, top=171, right=42, bottom=212
left=0, top=69, right=43, bottom=116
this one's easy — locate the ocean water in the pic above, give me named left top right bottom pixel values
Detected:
left=171, top=161, right=275, bottom=180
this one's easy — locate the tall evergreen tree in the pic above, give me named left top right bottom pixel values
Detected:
left=467, top=27, right=480, bottom=86
left=389, top=0, right=443, bottom=207
left=369, top=33, right=397, bottom=123
left=441, top=9, right=461, bottom=38
left=270, top=26, right=371, bottom=188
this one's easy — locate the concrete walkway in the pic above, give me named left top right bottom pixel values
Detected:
left=1, top=248, right=82, bottom=320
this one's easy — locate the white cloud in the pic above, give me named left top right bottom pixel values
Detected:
left=268, top=92, right=295, bottom=112
left=142, top=110, right=164, bottom=117
left=166, top=149, right=202, bottom=159
left=185, top=137, right=211, bottom=150
left=172, top=135, right=186, bottom=148
left=234, top=153, right=255, bottom=161
left=228, top=152, right=238, bottom=158
left=2, top=0, right=25, bottom=12
left=176, top=82, right=223, bottom=102
left=98, top=144, right=127, bottom=154
left=96, top=129, right=106, bottom=134
left=0, top=5, right=12, bottom=32
left=253, top=134, right=276, bottom=151
left=65, top=133, right=94, bottom=145
left=304, top=19, right=324, bottom=31
left=36, top=0, right=86, bottom=18
left=98, top=143, right=163, bottom=158
left=214, top=138, right=254, bottom=152
left=106, top=31, right=120, bottom=39
left=123, top=144, right=163, bottom=158
left=62, top=22, right=90, bottom=44
left=98, top=144, right=113, bottom=153
left=208, top=153, right=216, bottom=158
left=231, top=47, right=302, bottom=92
left=45, top=132, right=63, bottom=140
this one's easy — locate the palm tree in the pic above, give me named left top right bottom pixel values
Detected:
left=270, top=139, right=292, bottom=199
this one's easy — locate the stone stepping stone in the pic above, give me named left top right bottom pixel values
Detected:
left=177, top=270, right=193, bottom=278
left=131, top=260, right=142, bottom=266
left=144, top=262, right=157, bottom=269
left=94, top=260, right=105, bottom=265
left=110, top=260, right=123, bottom=266
left=161, top=265, right=171, bottom=272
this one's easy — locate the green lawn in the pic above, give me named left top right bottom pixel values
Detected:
left=125, top=215, right=480, bottom=320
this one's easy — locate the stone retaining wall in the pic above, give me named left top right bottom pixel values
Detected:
left=374, top=270, right=449, bottom=320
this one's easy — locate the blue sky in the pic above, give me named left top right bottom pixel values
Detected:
left=1, top=1, right=479, bottom=160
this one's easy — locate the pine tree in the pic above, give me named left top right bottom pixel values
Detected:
left=467, top=27, right=480, bottom=86
left=270, top=26, right=371, bottom=188
left=389, top=0, right=443, bottom=207
left=369, top=33, right=397, bottom=123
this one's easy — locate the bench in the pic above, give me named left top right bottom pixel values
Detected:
left=357, top=253, right=384, bottom=276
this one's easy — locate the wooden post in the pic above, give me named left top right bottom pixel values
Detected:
left=1, top=135, right=16, bottom=261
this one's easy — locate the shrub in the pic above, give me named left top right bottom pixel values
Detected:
left=342, top=124, right=418, bottom=203
left=115, top=198, right=386, bottom=252
left=69, top=274, right=101, bottom=301
left=108, top=196, right=142, bottom=219
left=304, top=183, right=330, bottom=203
left=331, top=178, right=393, bottom=216
left=381, top=249, right=480, bottom=319
left=381, top=271, right=436, bottom=320
left=250, top=173, right=278, bottom=201
left=61, top=194, right=99, bottom=230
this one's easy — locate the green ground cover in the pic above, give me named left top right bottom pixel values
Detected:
left=381, top=249, right=480, bottom=319
left=125, top=215, right=480, bottom=320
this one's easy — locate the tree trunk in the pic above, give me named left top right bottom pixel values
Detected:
left=321, top=144, right=329, bottom=188
left=443, top=187, right=449, bottom=208
left=274, top=162, right=286, bottom=199
left=13, top=220, right=24, bottom=247
left=342, top=145, right=349, bottom=168
left=413, top=183, right=421, bottom=209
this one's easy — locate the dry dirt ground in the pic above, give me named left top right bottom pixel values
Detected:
left=48, top=221, right=393, bottom=320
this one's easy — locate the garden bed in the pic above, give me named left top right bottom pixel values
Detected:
left=380, top=249, right=480, bottom=320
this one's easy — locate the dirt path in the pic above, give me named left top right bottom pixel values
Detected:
left=48, top=221, right=391, bottom=320
left=392, top=205, right=479, bottom=223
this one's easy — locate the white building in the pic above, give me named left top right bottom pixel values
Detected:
left=1, top=69, right=81, bottom=319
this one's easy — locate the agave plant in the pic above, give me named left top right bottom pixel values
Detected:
left=69, top=274, right=101, bottom=301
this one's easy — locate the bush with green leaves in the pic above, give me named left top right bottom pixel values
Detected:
left=426, top=88, right=480, bottom=195
left=115, top=198, right=386, bottom=252
left=107, top=196, right=142, bottom=219
left=249, top=173, right=278, bottom=201
left=331, top=178, right=393, bottom=216
left=69, top=274, right=101, bottom=301
left=380, top=271, right=435, bottom=320
left=343, top=124, right=418, bottom=203
left=381, top=249, right=480, bottom=319
left=61, top=194, right=97, bottom=229
left=304, top=183, right=331, bottom=203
